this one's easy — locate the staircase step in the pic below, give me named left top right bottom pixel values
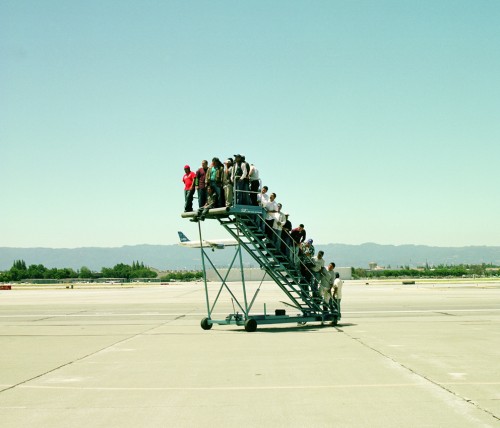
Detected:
left=217, top=215, right=323, bottom=310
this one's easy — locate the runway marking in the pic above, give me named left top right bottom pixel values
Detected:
left=345, top=308, right=500, bottom=314
left=0, top=308, right=499, bottom=318
left=343, top=330, right=500, bottom=424
left=448, top=373, right=467, bottom=379
left=15, top=381, right=500, bottom=391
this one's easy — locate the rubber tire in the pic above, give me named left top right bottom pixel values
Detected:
left=244, top=318, right=257, bottom=332
left=200, top=317, right=213, bottom=330
left=331, top=316, right=338, bottom=326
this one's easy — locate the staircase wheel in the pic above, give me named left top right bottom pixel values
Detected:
left=244, top=318, right=257, bottom=332
left=200, top=317, right=213, bottom=330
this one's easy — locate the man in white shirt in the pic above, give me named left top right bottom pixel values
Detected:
left=223, top=158, right=233, bottom=207
left=332, top=272, right=343, bottom=319
left=319, top=262, right=335, bottom=311
left=248, top=163, right=261, bottom=206
left=264, top=192, right=278, bottom=241
left=320, top=262, right=335, bottom=310
left=311, top=250, right=325, bottom=297
left=272, top=203, right=287, bottom=249
left=256, top=186, right=269, bottom=233
left=231, top=154, right=249, bottom=205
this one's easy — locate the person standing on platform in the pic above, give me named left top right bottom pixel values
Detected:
left=223, top=158, right=234, bottom=207
left=182, top=165, right=196, bottom=212
left=195, top=160, right=208, bottom=208
left=232, top=154, right=249, bottom=205
left=206, top=157, right=224, bottom=207
left=248, top=163, right=261, bottom=206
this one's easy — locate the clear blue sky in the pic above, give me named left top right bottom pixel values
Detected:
left=2, top=0, right=499, bottom=248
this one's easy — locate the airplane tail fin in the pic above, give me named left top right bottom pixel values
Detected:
left=178, top=231, right=190, bottom=243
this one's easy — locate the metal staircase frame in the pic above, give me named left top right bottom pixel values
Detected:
left=181, top=205, right=339, bottom=332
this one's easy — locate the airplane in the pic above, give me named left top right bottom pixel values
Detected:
left=177, top=231, right=238, bottom=251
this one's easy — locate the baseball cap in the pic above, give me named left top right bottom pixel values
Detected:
left=184, top=165, right=190, bottom=169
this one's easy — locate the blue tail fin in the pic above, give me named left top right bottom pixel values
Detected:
left=178, top=231, right=190, bottom=242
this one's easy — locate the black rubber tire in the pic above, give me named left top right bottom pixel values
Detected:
left=200, top=317, right=213, bottom=330
left=331, top=316, right=338, bottom=326
left=244, top=318, right=257, bottom=332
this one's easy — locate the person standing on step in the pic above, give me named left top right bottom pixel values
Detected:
left=281, top=213, right=292, bottom=257
left=290, top=224, right=306, bottom=267
left=319, top=263, right=334, bottom=312
left=311, top=250, right=325, bottom=298
left=264, top=192, right=278, bottom=241
left=272, top=202, right=287, bottom=250
left=257, top=186, right=269, bottom=232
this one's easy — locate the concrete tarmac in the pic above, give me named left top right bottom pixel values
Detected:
left=1, top=280, right=499, bottom=427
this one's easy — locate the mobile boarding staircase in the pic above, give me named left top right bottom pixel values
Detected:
left=181, top=205, right=339, bottom=332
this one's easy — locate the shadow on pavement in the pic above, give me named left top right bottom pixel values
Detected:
left=231, top=322, right=357, bottom=333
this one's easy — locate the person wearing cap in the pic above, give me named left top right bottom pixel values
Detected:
left=182, top=165, right=196, bottom=212
left=231, top=154, right=250, bottom=205
left=302, top=239, right=315, bottom=258
left=299, top=238, right=315, bottom=285
left=222, top=158, right=234, bottom=207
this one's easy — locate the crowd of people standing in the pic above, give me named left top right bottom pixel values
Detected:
left=182, top=155, right=342, bottom=318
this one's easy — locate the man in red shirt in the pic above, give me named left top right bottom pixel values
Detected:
left=182, top=165, right=196, bottom=212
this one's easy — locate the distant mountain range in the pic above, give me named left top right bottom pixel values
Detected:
left=1, top=243, right=499, bottom=271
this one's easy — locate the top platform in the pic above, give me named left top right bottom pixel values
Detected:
left=180, top=205, right=264, bottom=220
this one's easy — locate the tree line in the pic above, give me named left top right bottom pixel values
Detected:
left=352, top=263, right=499, bottom=279
left=2, top=260, right=497, bottom=283
left=0, top=260, right=202, bottom=283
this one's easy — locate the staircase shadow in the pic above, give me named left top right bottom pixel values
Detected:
left=234, top=322, right=357, bottom=333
